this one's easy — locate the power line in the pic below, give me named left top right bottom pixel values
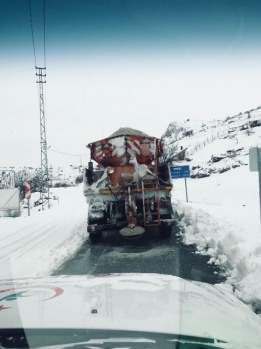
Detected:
left=28, top=0, right=37, bottom=66
left=43, top=0, right=46, bottom=67
left=49, top=148, right=88, bottom=157
left=28, top=0, right=46, bottom=67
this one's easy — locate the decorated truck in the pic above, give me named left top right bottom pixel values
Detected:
left=83, top=127, right=175, bottom=242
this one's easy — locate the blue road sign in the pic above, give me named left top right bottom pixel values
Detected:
left=169, top=165, right=190, bottom=179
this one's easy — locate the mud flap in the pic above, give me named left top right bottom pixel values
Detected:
left=120, top=224, right=145, bottom=237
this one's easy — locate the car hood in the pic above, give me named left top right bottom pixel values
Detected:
left=1, top=273, right=261, bottom=348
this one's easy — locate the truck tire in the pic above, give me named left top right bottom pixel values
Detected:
left=159, top=226, right=172, bottom=239
left=89, top=231, right=103, bottom=243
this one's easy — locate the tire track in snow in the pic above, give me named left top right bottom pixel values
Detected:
left=0, top=220, right=51, bottom=244
left=1, top=219, right=87, bottom=278
left=0, top=225, right=55, bottom=264
left=1, top=222, right=53, bottom=251
left=1, top=209, right=85, bottom=266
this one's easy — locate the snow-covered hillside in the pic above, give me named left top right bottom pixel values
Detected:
left=163, top=106, right=261, bottom=315
left=163, top=106, right=261, bottom=177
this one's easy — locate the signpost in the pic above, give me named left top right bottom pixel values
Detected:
left=249, top=147, right=261, bottom=230
left=24, top=180, right=31, bottom=216
left=169, top=165, right=190, bottom=202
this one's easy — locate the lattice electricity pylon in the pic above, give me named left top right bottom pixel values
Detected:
left=36, top=66, right=50, bottom=209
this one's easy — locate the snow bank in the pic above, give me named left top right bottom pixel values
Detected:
left=175, top=200, right=261, bottom=316
left=0, top=185, right=88, bottom=279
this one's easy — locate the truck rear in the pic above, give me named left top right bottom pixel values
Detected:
left=83, top=127, right=175, bottom=242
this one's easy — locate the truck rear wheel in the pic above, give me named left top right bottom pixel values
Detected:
left=89, top=231, right=103, bottom=243
left=159, top=226, right=172, bottom=239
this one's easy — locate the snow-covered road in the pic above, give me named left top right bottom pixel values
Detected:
left=1, top=172, right=261, bottom=316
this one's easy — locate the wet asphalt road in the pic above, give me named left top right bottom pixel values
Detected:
left=53, top=226, right=225, bottom=284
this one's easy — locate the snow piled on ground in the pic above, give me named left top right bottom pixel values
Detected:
left=0, top=185, right=88, bottom=279
left=174, top=199, right=261, bottom=315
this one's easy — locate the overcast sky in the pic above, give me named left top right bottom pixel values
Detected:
left=1, top=0, right=261, bottom=167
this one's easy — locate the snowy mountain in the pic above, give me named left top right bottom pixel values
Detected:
left=162, top=105, right=261, bottom=178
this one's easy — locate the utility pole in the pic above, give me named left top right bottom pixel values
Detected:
left=36, top=66, right=50, bottom=209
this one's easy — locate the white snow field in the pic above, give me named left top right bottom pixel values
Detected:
left=0, top=185, right=88, bottom=279
left=1, top=107, right=261, bottom=316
